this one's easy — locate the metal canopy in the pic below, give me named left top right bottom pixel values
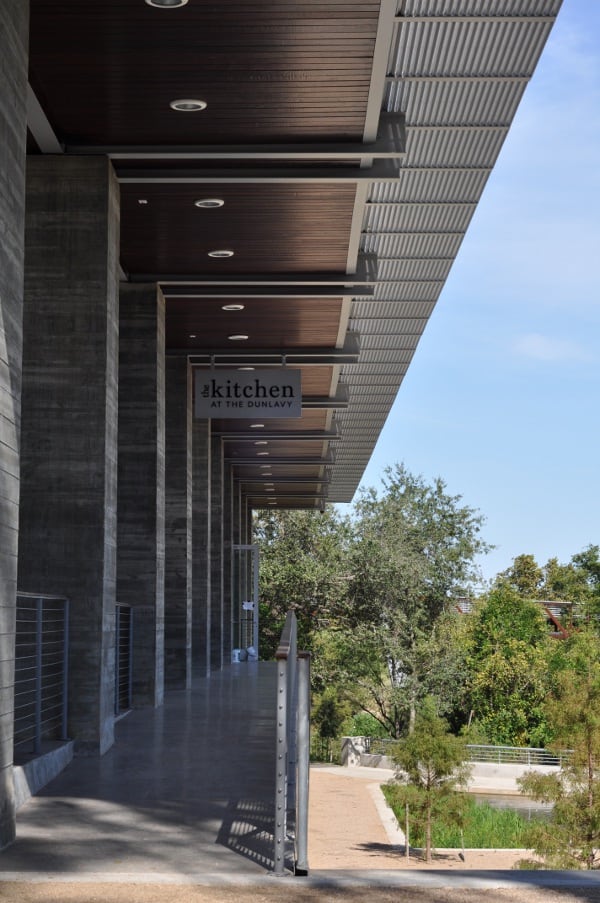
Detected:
left=26, top=0, right=562, bottom=511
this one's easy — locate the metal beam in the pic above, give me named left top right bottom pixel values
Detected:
left=178, top=335, right=360, bottom=365
left=228, top=455, right=334, bottom=466
left=161, top=285, right=373, bottom=299
left=27, top=84, right=62, bottom=153
left=66, top=115, right=405, bottom=160
left=247, top=492, right=329, bottom=501
left=238, top=477, right=331, bottom=486
left=364, top=0, right=399, bottom=142
left=116, top=159, right=402, bottom=184
left=135, top=255, right=377, bottom=287
left=217, top=430, right=340, bottom=442
left=302, top=386, right=349, bottom=409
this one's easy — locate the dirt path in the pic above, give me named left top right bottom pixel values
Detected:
left=308, top=765, right=531, bottom=870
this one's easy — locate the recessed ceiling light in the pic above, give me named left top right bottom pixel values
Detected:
left=146, top=0, right=188, bottom=6
left=228, top=334, right=248, bottom=341
left=137, top=199, right=149, bottom=205
left=254, top=441, right=268, bottom=446
left=222, top=304, right=245, bottom=311
left=170, top=98, right=207, bottom=112
left=257, top=452, right=270, bottom=457
left=208, top=249, right=234, bottom=258
left=238, top=366, right=255, bottom=371
left=260, top=465, right=271, bottom=470
left=250, top=423, right=265, bottom=429
left=195, top=198, right=224, bottom=209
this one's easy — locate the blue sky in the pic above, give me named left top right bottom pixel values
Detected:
left=349, top=0, right=600, bottom=586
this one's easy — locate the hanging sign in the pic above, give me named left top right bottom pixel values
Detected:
left=195, top=368, right=302, bottom=418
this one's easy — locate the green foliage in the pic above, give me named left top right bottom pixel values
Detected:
left=312, top=687, right=349, bottom=740
left=390, top=697, right=470, bottom=861
left=518, top=628, right=600, bottom=869
left=465, top=583, right=552, bottom=746
left=340, top=464, right=488, bottom=734
left=382, top=789, right=537, bottom=849
left=254, top=507, right=350, bottom=659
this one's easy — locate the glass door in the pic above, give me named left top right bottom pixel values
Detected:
left=232, top=544, right=259, bottom=658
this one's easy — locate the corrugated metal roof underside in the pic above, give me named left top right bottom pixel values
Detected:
left=328, top=0, right=562, bottom=502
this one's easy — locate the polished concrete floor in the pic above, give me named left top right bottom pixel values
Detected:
left=1, top=663, right=282, bottom=879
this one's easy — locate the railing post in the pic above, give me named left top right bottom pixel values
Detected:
left=274, top=651, right=288, bottom=875
left=295, top=651, right=310, bottom=876
left=61, top=597, right=69, bottom=740
left=34, top=597, right=43, bottom=755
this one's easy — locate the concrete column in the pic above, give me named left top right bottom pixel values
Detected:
left=117, top=284, right=165, bottom=707
left=192, top=419, right=211, bottom=678
left=19, top=156, right=120, bottom=756
left=210, top=435, right=224, bottom=670
left=0, top=0, right=29, bottom=849
left=165, top=357, right=192, bottom=689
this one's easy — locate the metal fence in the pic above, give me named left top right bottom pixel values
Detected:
left=274, top=611, right=310, bottom=876
left=14, top=593, right=69, bottom=756
left=363, top=737, right=568, bottom=767
left=115, top=603, right=133, bottom=715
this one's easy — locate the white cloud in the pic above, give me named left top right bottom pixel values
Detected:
left=512, top=332, right=593, bottom=363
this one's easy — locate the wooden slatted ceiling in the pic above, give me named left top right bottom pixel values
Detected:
left=121, top=185, right=357, bottom=276
left=29, top=1, right=380, bottom=145
left=214, top=412, right=329, bottom=433
left=167, top=298, right=344, bottom=350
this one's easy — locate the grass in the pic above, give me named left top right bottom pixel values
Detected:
left=382, top=784, right=542, bottom=849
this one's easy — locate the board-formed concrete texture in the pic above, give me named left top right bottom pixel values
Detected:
left=0, top=0, right=563, bottom=853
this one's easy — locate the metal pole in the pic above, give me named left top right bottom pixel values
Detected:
left=274, top=653, right=288, bottom=875
left=114, top=604, right=120, bottom=715
left=295, top=652, right=311, bottom=875
left=61, top=597, right=69, bottom=740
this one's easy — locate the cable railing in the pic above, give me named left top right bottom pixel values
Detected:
left=363, top=737, right=569, bottom=766
left=273, top=611, right=310, bottom=876
left=14, top=593, right=69, bottom=756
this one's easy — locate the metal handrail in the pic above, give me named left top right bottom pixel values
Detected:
left=363, top=737, right=570, bottom=767
left=14, top=593, right=69, bottom=755
left=273, top=611, right=310, bottom=876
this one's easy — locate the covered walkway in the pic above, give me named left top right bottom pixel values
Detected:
left=0, top=664, right=279, bottom=880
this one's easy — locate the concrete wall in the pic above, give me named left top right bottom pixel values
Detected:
left=19, top=156, right=120, bottom=756
left=0, top=0, right=29, bottom=849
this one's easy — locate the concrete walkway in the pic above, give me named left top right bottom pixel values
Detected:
left=1, top=665, right=600, bottom=898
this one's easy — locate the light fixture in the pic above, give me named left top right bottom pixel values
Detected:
left=146, top=0, right=188, bottom=6
left=238, top=366, right=255, bottom=371
left=254, top=441, right=268, bottom=446
left=189, top=334, right=197, bottom=339
left=208, top=249, right=234, bottom=258
left=250, top=423, right=265, bottom=429
left=195, top=198, right=224, bottom=209
left=222, top=304, right=245, bottom=311
left=257, top=452, right=270, bottom=457
left=228, top=334, right=248, bottom=341
left=170, top=98, right=207, bottom=112
left=137, top=199, right=148, bottom=205
left=260, top=465, right=271, bottom=470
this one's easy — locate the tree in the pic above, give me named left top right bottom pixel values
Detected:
left=518, top=629, right=600, bottom=869
left=341, top=464, right=488, bottom=734
left=254, top=507, right=350, bottom=658
left=390, top=697, right=470, bottom=862
left=465, top=583, right=552, bottom=746
left=499, top=554, right=543, bottom=598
